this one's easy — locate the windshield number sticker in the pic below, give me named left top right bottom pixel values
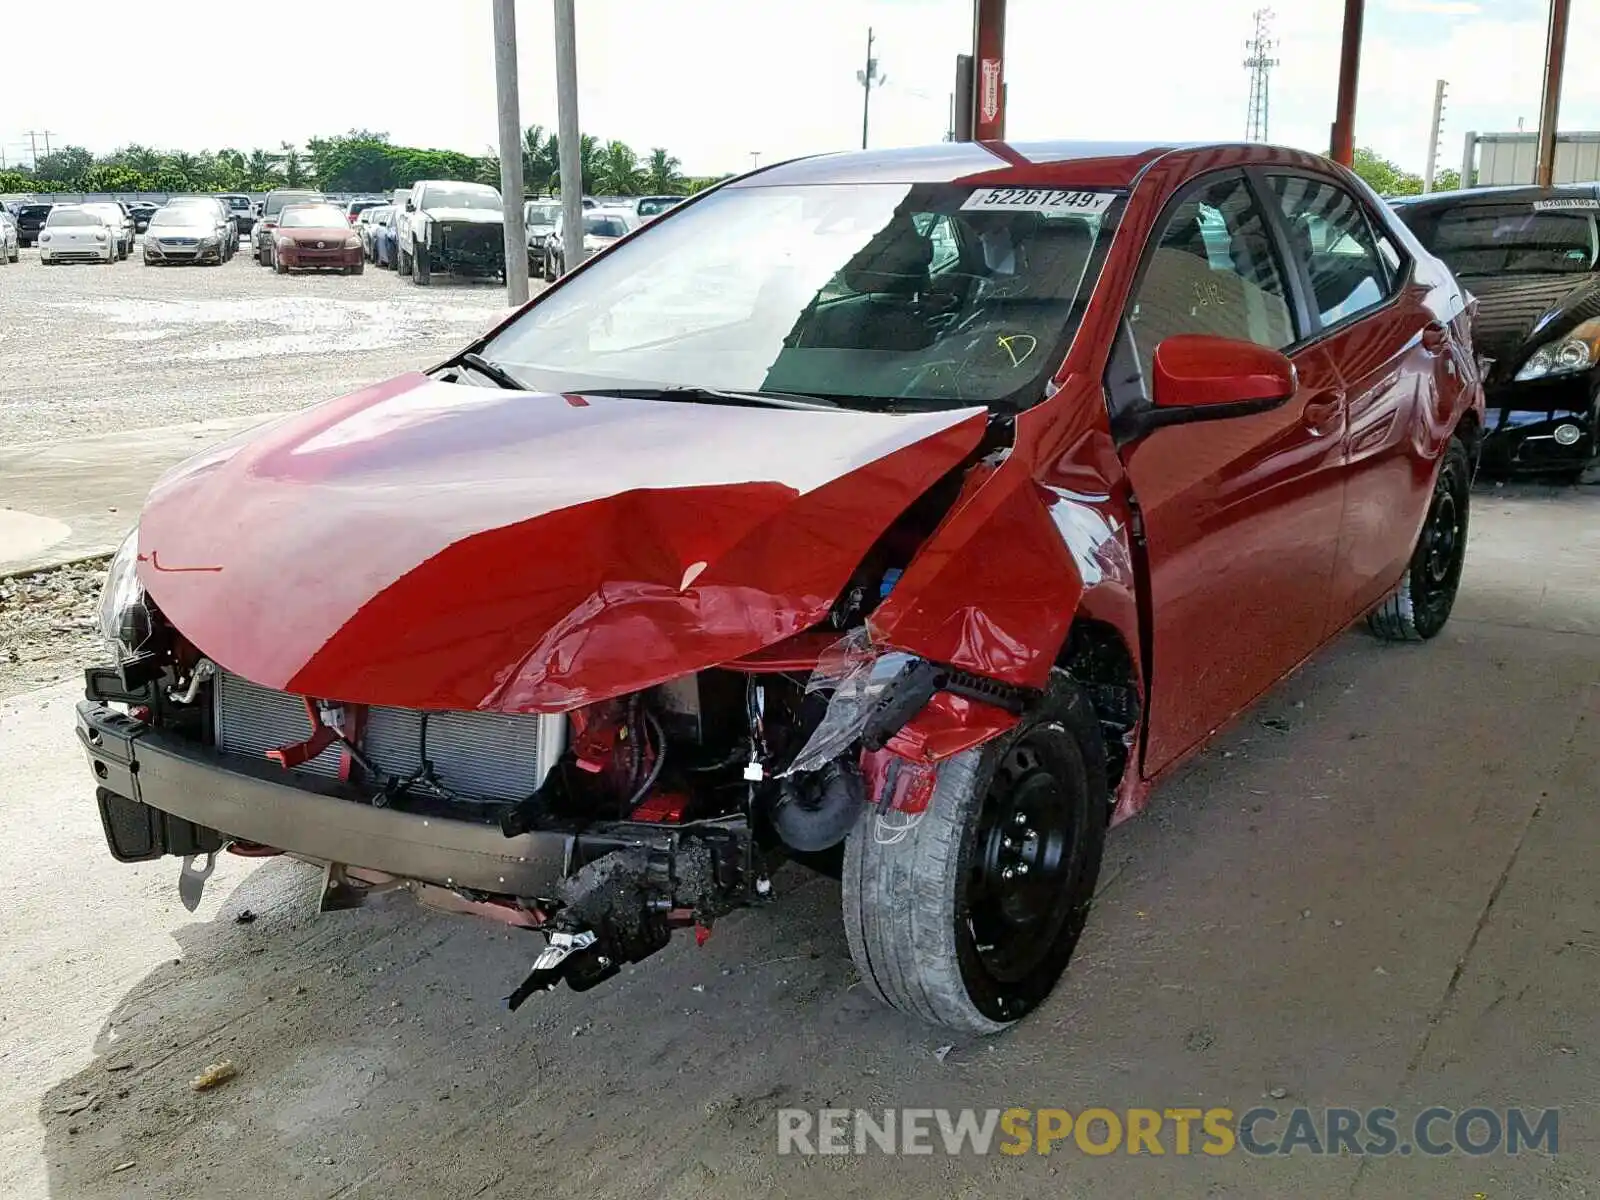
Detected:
left=1533, top=197, right=1600, bottom=210
left=961, top=188, right=1114, bottom=215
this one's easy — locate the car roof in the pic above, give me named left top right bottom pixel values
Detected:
left=742, top=140, right=1205, bottom=189
left=1388, top=182, right=1600, bottom=213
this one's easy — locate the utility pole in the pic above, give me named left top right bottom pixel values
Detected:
left=1243, top=9, right=1279, bottom=142
left=554, top=0, right=586, bottom=274
left=857, top=28, right=885, bottom=150
left=749, top=151, right=760, bottom=170
left=1423, top=79, right=1448, bottom=192
left=1534, top=0, right=1571, bottom=188
left=492, top=0, right=530, bottom=306
left=25, top=131, right=57, bottom=170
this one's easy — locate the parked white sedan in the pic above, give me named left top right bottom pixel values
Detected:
left=0, top=210, right=18, bottom=264
left=38, top=206, right=116, bottom=264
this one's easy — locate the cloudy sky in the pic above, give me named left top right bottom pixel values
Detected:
left=0, top=0, right=1586, bottom=178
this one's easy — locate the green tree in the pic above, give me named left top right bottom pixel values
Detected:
left=644, top=148, right=684, bottom=194
left=1433, top=167, right=1462, bottom=191
left=280, top=142, right=308, bottom=188
left=522, top=124, right=554, bottom=194
left=246, top=149, right=279, bottom=189
left=594, top=140, right=643, bottom=194
left=1350, top=147, right=1422, bottom=197
left=81, top=163, right=149, bottom=193
left=34, top=145, right=95, bottom=187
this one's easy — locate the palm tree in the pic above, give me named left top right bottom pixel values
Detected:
left=166, top=152, right=202, bottom=189
left=522, top=124, right=552, bottom=194
left=593, top=140, right=643, bottom=195
left=246, top=149, right=277, bottom=189
left=120, top=144, right=165, bottom=177
left=280, top=142, right=307, bottom=188
left=644, top=148, right=684, bottom=194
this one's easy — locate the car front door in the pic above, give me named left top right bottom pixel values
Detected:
left=1109, top=169, right=1348, bottom=776
left=1265, top=171, right=1447, bottom=624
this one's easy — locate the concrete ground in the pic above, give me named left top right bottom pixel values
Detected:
left=0, top=482, right=1594, bottom=1200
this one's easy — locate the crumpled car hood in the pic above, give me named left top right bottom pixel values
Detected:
left=138, top=373, right=985, bottom=712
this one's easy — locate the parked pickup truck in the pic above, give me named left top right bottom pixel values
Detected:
left=395, top=179, right=504, bottom=285
left=78, top=139, right=1482, bottom=1034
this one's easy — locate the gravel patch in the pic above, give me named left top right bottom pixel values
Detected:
left=0, top=243, right=517, bottom=447
left=0, top=558, right=109, bottom=698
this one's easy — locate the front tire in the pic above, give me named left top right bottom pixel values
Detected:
left=1368, top=434, right=1471, bottom=642
left=842, top=672, right=1108, bottom=1033
left=412, top=240, right=430, bottom=285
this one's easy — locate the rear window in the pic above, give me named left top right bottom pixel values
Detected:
left=20, top=205, right=51, bottom=218
left=224, top=196, right=252, bottom=210
left=636, top=197, right=678, bottom=217
left=265, top=192, right=326, bottom=217
left=279, top=206, right=346, bottom=228
left=1412, top=204, right=1598, bottom=275
left=526, top=203, right=560, bottom=224
left=586, top=216, right=630, bottom=238
left=45, top=209, right=100, bottom=227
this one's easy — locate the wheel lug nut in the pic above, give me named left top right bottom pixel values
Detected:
left=1002, top=837, right=1017, bottom=850
left=1001, top=867, right=1015, bottom=880
left=1015, top=863, right=1029, bottom=876
left=1012, top=812, right=1027, bottom=826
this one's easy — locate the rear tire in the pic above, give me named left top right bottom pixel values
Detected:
left=841, top=671, right=1108, bottom=1033
left=1368, top=434, right=1471, bottom=642
left=412, top=241, right=430, bottom=285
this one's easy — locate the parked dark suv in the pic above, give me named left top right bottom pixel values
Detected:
left=16, top=202, right=51, bottom=247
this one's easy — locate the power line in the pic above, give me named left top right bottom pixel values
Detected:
left=1243, top=10, right=1279, bottom=143
left=24, top=131, right=58, bottom=170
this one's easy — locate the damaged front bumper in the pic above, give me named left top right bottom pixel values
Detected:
left=78, top=700, right=571, bottom=892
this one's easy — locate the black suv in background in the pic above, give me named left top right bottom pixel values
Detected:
left=16, top=202, right=51, bottom=246
left=1392, top=183, right=1600, bottom=480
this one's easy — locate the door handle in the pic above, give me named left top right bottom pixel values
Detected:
left=1301, top=391, right=1343, bottom=436
left=1421, top=320, right=1449, bottom=353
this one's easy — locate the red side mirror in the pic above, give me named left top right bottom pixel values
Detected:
left=1151, top=334, right=1296, bottom=411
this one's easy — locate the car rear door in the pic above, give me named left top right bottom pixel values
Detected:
left=1263, top=170, right=1444, bottom=624
left=1108, top=168, right=1348, bottom=776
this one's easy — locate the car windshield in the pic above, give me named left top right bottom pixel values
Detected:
left=279, top=207, right=345, bottom=228
left=1415, top=203, right=1598, bottom=275
left=423, top=186, right=500, bottom=211
left=637, top=197, right=677, bottom=216
left=149, top=209, right=201, bottom=228
left=46, top=209, right=100, bottom=227
left=225, top=196, right=251, bottom=210
left=585, top=215, right=631, bottom=238
left=526, top=203, right=559, bottom=225
left=480, top=182, right=1121, bottom=410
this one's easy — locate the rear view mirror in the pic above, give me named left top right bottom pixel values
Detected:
left=1148, top=334, right=1296, bottom=419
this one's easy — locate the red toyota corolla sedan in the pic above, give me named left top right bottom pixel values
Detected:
left=271, top=202, right=365, bottom=275
left=82, top=141, right=1481, bottom=1033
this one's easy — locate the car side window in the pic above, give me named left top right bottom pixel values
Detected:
left=1270, top=175, right=1392, bottom=327
left=1125, top=174, right=1296, bottom=385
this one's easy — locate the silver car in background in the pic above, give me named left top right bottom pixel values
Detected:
left=165, top=197, right=237, bottom=257
left=0, top=210, right=18, bottom=264
left=143, top=205, right=227, bottom=265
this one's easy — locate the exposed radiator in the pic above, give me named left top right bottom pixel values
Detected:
left=213, top=670, right=565, bottom=802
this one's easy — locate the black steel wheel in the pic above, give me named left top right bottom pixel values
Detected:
left=1368, top=434, right=1471, bottom=641
left=842, top=671, right=1107, bottom=1033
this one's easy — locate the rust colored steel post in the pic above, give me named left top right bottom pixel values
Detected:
left=1329, top=0, right=1365, bottom=166
left=1535, top=0, right=1572, bottom=188
left=971, top=0, right=1007, bottom=141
